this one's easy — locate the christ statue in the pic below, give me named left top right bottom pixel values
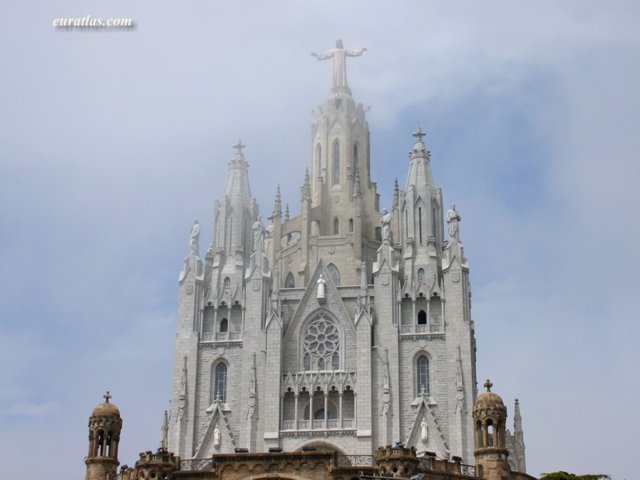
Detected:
left=312, top=39, right=367, bottom=91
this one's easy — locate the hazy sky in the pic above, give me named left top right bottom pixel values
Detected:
left=1, top=1, right=638, bottom=479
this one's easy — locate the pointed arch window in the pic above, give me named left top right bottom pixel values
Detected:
left=416, top=355, right=430, bottom=396
left=332, top=139, right=340, bottom=185
left=352, top=143, right=358, bottom=177
left=327, top=263, right=341, bottom=286
left=223, top=277, right=231, bottom=289
left=348, top=218, right=354, bottom=233
left=316, top=143, right=322, bottom=178
left=284, top=272, right=295, bottom=288
left=417, top=268, right=425, bottom=282
left=219, top=318, right=228, bottom=333
left=212, top=362, right=228, bottom=403
left=333, top=217, right=340, bottom=234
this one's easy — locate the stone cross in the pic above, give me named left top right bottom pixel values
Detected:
left=233, top=139, right=246, bottom=154
left=103, top=391, right=112, bottom=403
left=484, top=379, right=493, bottom=392
left=413, top=126, right=426, bottom=143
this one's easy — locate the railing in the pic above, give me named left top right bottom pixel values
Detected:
left=336, top=455, right=375, bottom=467
left=460, top=464, right=476, bottom=476
left=400, top=324, right=443, bottom=334
left=181, top=458, right=213, bottom=471
left=282, top=418, right=355, bottom=431
left=298, top=420, right=309, bottom=430
left=417, top=457, right=476, bottom=477
left=201, top=332, right=242, bottom=342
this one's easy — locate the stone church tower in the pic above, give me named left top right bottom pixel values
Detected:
left=168, top=40, right=482, bottom=465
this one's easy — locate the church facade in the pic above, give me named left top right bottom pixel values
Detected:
left=165, top=41, right=521, bottom=470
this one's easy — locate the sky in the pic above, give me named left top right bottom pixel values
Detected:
left=1, top=1, right=639, bottom=479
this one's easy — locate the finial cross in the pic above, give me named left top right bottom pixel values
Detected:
left=103, top=391, right=112, bottom=403
left=484, top=379, right=493, bottom=392
left=233, top=139, right=246, bottom=154
left=413, top=126, right=426, bottom=143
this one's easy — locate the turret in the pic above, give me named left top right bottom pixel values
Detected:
left=85, top=392, right=122, bottom=480
left=473, top=380, right=510, bottom=480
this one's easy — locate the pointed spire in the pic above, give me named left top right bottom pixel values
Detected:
left=301, top=168, right=311, bottom=199
left=273, top=185, right=282, bottom=218
left=284, top=204, right=290, bottom=222
left=392, top=178, right=399, bottom=208
left=514, top=399, right=522, bottom=429
left=160, top=410, right=169, bottom=450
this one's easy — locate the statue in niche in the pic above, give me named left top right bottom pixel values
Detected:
left=213, top=426, right=221, bottom=449
left=189, top=220, right=200, bottom=255
left=317, top=274, right=326, bottom=300
left=311, top=39, right=367, bottom=90
left=253, top=216, right=264, bottom=254
left=380, top=209, right=392, bottom=244
left=447, top=204, right=461, bottom=240
left=421, top=418, right=429, bottom=443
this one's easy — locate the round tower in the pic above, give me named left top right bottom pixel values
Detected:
left=473, top=380, right=510, bottom=480
left=85, top=391, right=122, bottom=480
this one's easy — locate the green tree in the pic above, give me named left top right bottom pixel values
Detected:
left=540, top=472, right=611, bottom=480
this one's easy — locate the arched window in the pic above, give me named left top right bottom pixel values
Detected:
left=352, top=143, right=358, bottom=177
left=416, top=355, right=430, bottom=396
left=333, top=217, right=340, bottom=234
left=219, top=318, right=228, bottom=332
left=284, top=272, right=295, bottom=288
left=417, top=268, right=425, bottom=282
left=332, top=139, right=340, bottom=185
left=418, top=310, right=427, bottom=325
left=212, top=363, right=228, bottom=403
left=348, top=218, right=354, bottom=232
left=332, top=351, right=339, bottom=370
left=327, top=263, right=340, bottom=286
left=223, top=277, right=231, bottom=289
left=303, top=315, right=340, bottom=370
left=316, top=143, right=321, bottom=178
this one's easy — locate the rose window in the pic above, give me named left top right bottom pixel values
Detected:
left=303, top=316, right=340, bottom=370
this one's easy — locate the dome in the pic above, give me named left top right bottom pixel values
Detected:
left=475, top=391, right=505, bottom=409
left=91, top=392, right=121, bottom=418
left=473, top=380, right=507, bottom=415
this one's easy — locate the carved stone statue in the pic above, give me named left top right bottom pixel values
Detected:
left=381, top=385, right=390, bottom=416
left=380, top=209, right=392, bottom=244
left=317, top=274, right=326, bottom=300
left=252, top=216, right=264, bottom=254
left=447, top=204, right=461, bottom=240
left=213, top=427, right=221, bottom=448
left=421, top=418, right=429, bottom=443
left=312, top=39, right=367, bottom=90
left=189, top=220, right=200, bottom=255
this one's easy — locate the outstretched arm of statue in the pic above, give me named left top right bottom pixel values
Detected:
left=345, top=48, right=367, bottom=57
left=311, top=51, right=334, bottom=60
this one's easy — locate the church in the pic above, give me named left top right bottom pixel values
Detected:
left=83, top=41, right=528, bottom=480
